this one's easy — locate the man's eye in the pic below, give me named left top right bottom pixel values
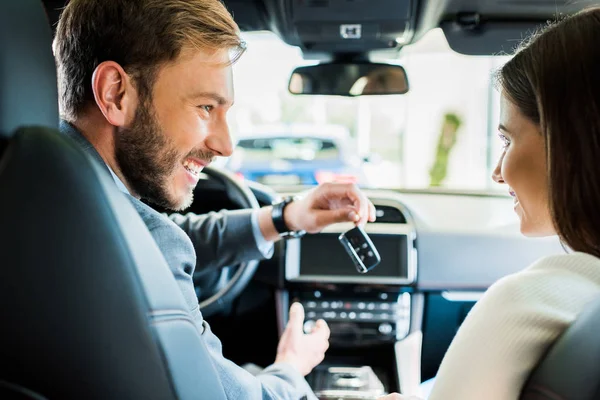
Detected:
left=198, top=105, right=214, bottom=113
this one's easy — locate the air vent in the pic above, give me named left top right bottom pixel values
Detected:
left=373, top=205, right=407, bottom=223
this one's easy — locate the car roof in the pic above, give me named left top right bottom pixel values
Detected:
left=42, top=0, right=596, bottom=56
left=219, top=0, right=595, bottom=56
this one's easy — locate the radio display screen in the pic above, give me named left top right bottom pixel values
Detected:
left=299, top=233, right=409, bottom=278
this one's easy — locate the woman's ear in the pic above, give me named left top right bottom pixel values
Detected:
left=91, top=61, right=137, bottom=127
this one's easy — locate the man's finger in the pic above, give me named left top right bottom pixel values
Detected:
left=339, top=183, right=369, bottom=226
left=360, top=197, right=369, bottom=226
left=318, top=182, right=361, bottom=205
left=368, top=200, right=377, bottom=222
left=287, top=302, right=305, bottom=334
left=313, top=183, right=371, bottom=227
left=313, top=319, right=330, bottom=339
left=353, top=189, right=370, bottom=226
left=377, top=395, right=404, bottom=400
left=314, top=207, right=358, bottom=228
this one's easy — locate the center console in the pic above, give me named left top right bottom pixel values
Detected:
left=278, top=195, right=423, bottom=398
left=309, top=366, right=386, bottom=399
left=293, top=290, right=411, bottom=346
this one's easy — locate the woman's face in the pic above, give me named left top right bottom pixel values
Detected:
left=492, top=95, right=555, bottom=236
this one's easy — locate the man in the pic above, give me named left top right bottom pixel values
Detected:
left=52, top=1, right=376, bottom=399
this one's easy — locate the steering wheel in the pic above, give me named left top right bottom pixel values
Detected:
left=195, top=166, right=262, bottom=318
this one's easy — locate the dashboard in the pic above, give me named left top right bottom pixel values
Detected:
left=282, top=195, right=420, bottom=351
left=256, top=188, right=565, bottom=343
left=274, top=189, right=564, bottom=395
left=197, top=176, right=565, bottom=395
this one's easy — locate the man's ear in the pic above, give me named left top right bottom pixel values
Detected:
left=91, top=61, right=136, bottom=127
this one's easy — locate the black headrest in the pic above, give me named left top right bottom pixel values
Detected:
left=0, top=1, right=58, bottom=138
left=0, top=127, right=227, bottom=399
left=520, top=295, right=600, bottom=400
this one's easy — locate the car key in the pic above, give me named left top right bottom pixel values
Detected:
left=338, top=225, right=381, bottom=273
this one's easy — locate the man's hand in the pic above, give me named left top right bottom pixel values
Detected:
left=378, top=394, right=423, bottom=400
left=274, top=302, right=330, bottom=376
left=284, top=182, right=376, bottom=233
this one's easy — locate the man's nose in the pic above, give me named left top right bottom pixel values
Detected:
left=492, top=152, right=505, bottom=184
left=205, top=120, right=233, bottom=157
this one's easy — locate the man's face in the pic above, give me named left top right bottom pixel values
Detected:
left=116, top=48, right=234, bottom=211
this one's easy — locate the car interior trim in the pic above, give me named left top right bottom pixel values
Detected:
left=441, top=291, right=485, bottom=302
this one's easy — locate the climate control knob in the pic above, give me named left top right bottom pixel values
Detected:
left=303, top=319, right=316, bottom=334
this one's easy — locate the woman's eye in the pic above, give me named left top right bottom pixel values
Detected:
left=498, top=132, right=511, bottom=148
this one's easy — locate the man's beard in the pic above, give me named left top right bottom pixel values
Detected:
left=114, top=99, right=203, bottom=211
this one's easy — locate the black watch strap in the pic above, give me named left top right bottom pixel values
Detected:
left=271, top=196, right=306, bottom=238
left=271, top=196, right=294, bottom=234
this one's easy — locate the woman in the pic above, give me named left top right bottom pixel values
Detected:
left=381, top=7, right=600, bottom=400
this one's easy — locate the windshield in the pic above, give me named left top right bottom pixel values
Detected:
left=223, top=28, right=511, bottom=193
left=236, top=137, right=341, bottom=162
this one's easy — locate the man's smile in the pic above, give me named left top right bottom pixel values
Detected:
left=182, top=157, right=205, bottom=177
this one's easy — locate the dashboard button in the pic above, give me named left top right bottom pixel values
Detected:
left=307, top=311, right=317, bottom=319
left=359, top=312, right=374, bottom=320
left=378, top=323, right=393, bottom=335
left=339, top=312, right=348, bottom=319
left=367, top=303, right=376, bottom=310
left=348, top=312, right=357, bottom=320
left=306, top=301, right=317, bottom=308
left=321, top=301, right=330, bottom=308
left=357, top=302, right=366, bottom=310
left=323, top=311, right=336, bottom=319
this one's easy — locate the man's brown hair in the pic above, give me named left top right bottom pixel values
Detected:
left=53, top=0, right=245, bottom=121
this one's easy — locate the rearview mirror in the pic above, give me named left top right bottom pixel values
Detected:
left=288, top=62, right=409, bottom=97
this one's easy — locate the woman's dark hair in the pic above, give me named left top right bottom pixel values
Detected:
left=498, top=7, right=600, bottom=258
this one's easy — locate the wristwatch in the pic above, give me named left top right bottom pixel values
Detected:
left=271, top=196, right=306, bottom=239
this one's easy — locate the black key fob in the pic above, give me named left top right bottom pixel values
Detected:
left=338, top=226, right=381, bottom=274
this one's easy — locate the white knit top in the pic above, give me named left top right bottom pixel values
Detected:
left=427, top=252, right=600, bottom=400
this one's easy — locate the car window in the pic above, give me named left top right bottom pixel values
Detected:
left=238, top=138, right=340, bottom=161
left=224, top=28, right=512, bottom=193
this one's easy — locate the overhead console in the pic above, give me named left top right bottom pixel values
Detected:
left=264, top=0, right=418, bottom=55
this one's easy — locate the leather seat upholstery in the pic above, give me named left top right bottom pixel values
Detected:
left=0, top=2, right=226, bottom=399
left=520, top=295, right=600, bottom=400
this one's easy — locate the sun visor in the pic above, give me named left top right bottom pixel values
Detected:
left=441, top=20, right=546, bottom=56
left=439, top=0, right=596, bottom=56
